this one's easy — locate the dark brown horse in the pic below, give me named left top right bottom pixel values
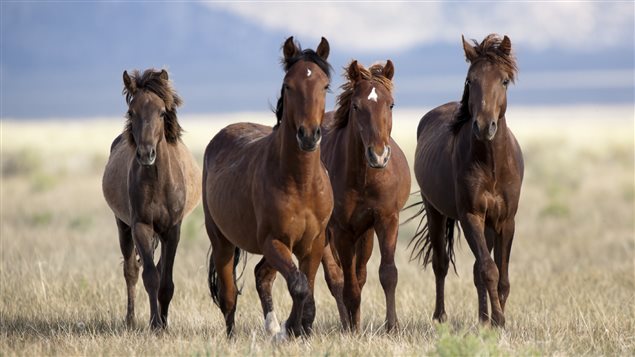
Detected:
left=320, top=60, right=411, bottom=332
left=102, top=69, right=202, bottom=329
left=202, top=37, right=333, bottom=339
left=410, top=34, right=523, bottom=327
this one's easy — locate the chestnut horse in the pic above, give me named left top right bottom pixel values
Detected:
left=102, top=69, right=201, bottom=329
left=320, top=60, right=411, bottom=332
left=410, top=34, right=523, bottom=327
left=202, top=37, right=333, bottom=338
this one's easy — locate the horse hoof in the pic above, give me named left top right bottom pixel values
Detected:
left=265, top=312, right=280, bottom=336
left=272, top=320, right=289, bottom=343
left=433, top=311, right=447, bottom=323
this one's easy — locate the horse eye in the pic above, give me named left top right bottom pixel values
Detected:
left=127, top=110, right=134, bottom=117
left=502, top=79, right=510, bottom=87
left=352, top=103, right=359, bottom=111
left=324, top=84, right=331, bottom=92
left=389, top=103, right=395, bottom=110
left=465, top=79, right=471, bottom=86
left=160, top=110, right=167, bottom=117
left=284, top=84, right=291, bottom=91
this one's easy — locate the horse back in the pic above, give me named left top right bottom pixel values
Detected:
left=102, top=134, right=134, bottom=225
left=414, top=102, right=461, bottom=218
left=202, top=122, right=272, bottom=253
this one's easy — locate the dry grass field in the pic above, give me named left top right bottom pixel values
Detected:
left=1, top=105, right=633, bottom=355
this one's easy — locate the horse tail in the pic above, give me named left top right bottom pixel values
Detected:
left=405, top=196, right=459, bottom=273
left=445, top=218, right=459, bottom=274
left=207, top=246, right=247, bottom=307
left=405, top=199, right=432, bottom=267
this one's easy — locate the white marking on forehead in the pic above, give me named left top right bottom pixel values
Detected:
left=307, top=68, right=312, bottom=77
left=367, top=87, right=378, bottom=102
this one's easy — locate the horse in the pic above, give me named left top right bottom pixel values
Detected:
left=409, top=34, right=524, bottom=327
left=202, top=37, right=333, bottom=339
left=319, top=60, right=411, bottom=332
left=102, top=68, right=202, bottom=329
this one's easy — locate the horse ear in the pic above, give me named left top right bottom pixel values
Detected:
left=316, top=37, right=330, bottom=60
left=500, top=35, right=512, bottom=56
left=283, top=36, right=299, bottom=62
left=347, top=60, right=361, bottom=82
left=123, top=70, right=135, bottom=93
left=383, top=60, right=395, bottom=80
left=159, top=69, right=169, bottom=81
left=462, top=35, right=478, bottom=63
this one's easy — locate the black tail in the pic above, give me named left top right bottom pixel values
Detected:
left=207, top=246, right=247, bottom=307
left=404, top=198, right=459, bottom=274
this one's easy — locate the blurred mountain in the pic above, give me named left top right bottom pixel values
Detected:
left=1, top=2, right=633, bottom=118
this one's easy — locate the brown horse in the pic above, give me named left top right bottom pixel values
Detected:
left=320, top=60, right=411, bottom=332
left=410, top=34, right=524, bottom=327
left=202, top=37, right=333, bottom=339
left=102, top=69, right=202, bottom=329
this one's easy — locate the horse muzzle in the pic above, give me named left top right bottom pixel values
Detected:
left=366, top=145, right=391, bottom=169
left=296, top=126, right=322, bottom=152
left=136, top=145, right=157, bottom=166
left=473, top=119, right=497, bottom=141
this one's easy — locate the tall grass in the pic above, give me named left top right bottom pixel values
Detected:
left=1, top=106, right=633, bottom=355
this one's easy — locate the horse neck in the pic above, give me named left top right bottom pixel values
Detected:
left=273, top=118, right=322, bottom=187
left=469, top=116, right=510, bottom=177
left=343, top=118, right=370, bottom=183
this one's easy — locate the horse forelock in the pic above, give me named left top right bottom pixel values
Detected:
left=331, top=62, right=394, bottom=130
left=122, top=69, right=183, bottom=145
left=273, top=47, right=333, bottom=130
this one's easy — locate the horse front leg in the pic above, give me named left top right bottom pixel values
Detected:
left=158, top=222, right=181, bottom=329
left=461, top=213, right=504, bottom=327
left=132, top=222, right=162, bottom=329
left=298, top=231, right=326, bottom=335
left=375, top=215, right=399, bottom=332
left=333, top=227, right=360, bottom=332
left=116, top=218, right=140, bottom=327
left=254, top=257, right=280, bottom=336
left=262, top=238, right=308, bottom=339
left=321, top=235, right=348, bottom=329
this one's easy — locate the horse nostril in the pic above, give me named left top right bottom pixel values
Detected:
left=297, top=126, right=306, bottom=139
left=150, top=148, right=156, bottom=159
left=472, top=121, right=479, bottom=133
left=315, top=127, right=321, bottom=139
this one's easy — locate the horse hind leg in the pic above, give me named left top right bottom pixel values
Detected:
left=254, top=257, right=280, bottom=336
left=157, top=222, right=182, bottom=329
left=495, top=220, right=515, bottom=313
left=206, top=217, right=239, bottom=337
left=425, top=203, right=449, bottom=323
left=116, top=218, right=140, bottom=327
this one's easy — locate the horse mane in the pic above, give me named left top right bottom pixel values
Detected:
left=273, top=46, right=332, bottom=130
left=123, top=69, right=183, bottom=144
left=452, top=34, right=518, bottom=133
left=330, top=62, right=394, bottom=130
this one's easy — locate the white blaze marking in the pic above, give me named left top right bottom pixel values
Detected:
left=307, top=68, right=312, bottom=77
left=368, top=87, right=378, bottom=102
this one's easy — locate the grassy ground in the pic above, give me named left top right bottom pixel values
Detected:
left=1, top=105, right=633, bottom=355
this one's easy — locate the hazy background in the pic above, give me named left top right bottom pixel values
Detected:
left=2, top=2, right=633, bottom=119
